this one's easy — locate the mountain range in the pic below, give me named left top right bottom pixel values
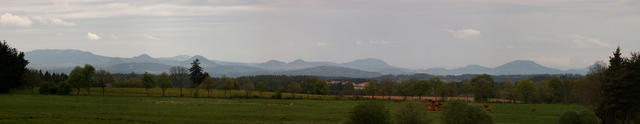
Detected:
left=24, top=49, right=589, bottom=78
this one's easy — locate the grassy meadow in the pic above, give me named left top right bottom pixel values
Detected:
left=1, top=88, right=585, bottom=124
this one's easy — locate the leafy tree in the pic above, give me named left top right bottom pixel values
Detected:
left=434, top=80, right=451, bottom=101
left=220, top=76, right=235, bottom=98
left=346, top=101, right=391, bottom=124
left=82, top=64, right=95, bottom=95
left=343, top=82, right=355, bottom=95
left=169, top=66, right=188, bottom=97
left=21, top=69, right=42, bottom=94
left=515, top=79, right=537, bottom=103
left=157, top=72, right=172, bottom=96
left=142, top=72, right=155, bottom=96
left=380, top=80, right=395, bottom=100
left=396, top=80, right=414, bottom=100
left=256, top=82, right=266, bottom=96
left=364, top=81, right=380, bottom=99
left=441, top=101, right=493, bottom=124
left=546, top=77, right=566, bottom=103
left=287, top=82, right=301, bottom=98
left=502, top=81, right=516, bottom=103
left=189, top=59, right=205, bottom=97
left=243, top=82, right=255, bottom=97
left=0, top=41, right=29, bottom=93
left=94, top=70, right=115, bottom=96
left=201, top=76, right=215, bottom=97
left=471, top=74, right=495, bottom=102
left=461, top=82, right=473, bottom=102
left=67, top=66, right=84, bottom=95
left=413, top=80, right=431, bottom=100
left=395, top=102, right=431, bottom=124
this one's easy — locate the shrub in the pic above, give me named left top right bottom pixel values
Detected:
left=38, top=82, right=71, bottom=95
left=114, top=78, right=143, bottom=88
left=559, top=110, right=600, bottom=124
left=441, top=101, right=493, bottom=124
left=346, top=101, right=391, bottom=124
left=272, top=91, right=282, bottom=99
left=39, top=82, right=57, bottom=94
left=395, top=102, right=431, bottom=124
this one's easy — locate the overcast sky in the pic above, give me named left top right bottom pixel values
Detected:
left=1, top=0, right=639, bottom=69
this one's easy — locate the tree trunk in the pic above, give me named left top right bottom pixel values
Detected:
left=77, top=88, right=80, bottom=95
left=146, top=88, right=149, bottom=96
left=88, top=87, right=90, bottom=95
left=180, top=87, right=183, bottom=97
left=162, top=89, right=165, bottom=96
left=224, top=89, right=227, bottom=98
left=31, top=86, right=34, bottom=95
left=102, top=87, right=105, bottom=96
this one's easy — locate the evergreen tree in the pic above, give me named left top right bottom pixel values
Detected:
left=0, top=41, right=29, bottom=93
left=189, top=59, right=205, bottom=96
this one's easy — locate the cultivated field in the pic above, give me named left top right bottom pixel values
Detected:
left=0, top=88, right=585, bottom=124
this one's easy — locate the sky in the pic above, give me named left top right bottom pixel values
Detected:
left=1, top=0, right=639, bottom=70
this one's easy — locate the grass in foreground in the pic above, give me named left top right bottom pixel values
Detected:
left=1, top=88, right=585, bottom=124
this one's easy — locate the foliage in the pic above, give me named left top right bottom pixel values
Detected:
left=395, top=102, right=431, bottom=124
left=200, top=76, right=215, bottom=97
left=287, top=82, right=301, bottom=98
left=597, top=47, right=640, bottom=123
left=220, top=76, right=235, bottom=97
left=21, top=69, right=42, bottom=94
left=114, top=77, right=143, bottom=88
left=559, top=109, right=600, bottom=124
left=441, top=101, right=493, bottom=124
left=515, top=79, right=537, bottom=103
left=380, top=80, right=395, bottom=99
left=189, top=59, right=205, bottom=88
left=243, top=82, right=255, bottom=97
left=364, top=81, right=380, bottom=98
left=346, top=101, right=390, bottom=124
left=157, top=72, right=172, bottom=96
left=38, top=82, right=71, bottom=95
left=67, top=66, right=95, bottom=95
left=169, top=66, right=189, bottom=97
left=256, top=82, right=266, bottom=95
left=396, top=80, right=414, bottom=100
left=142, top=72, right=155, bottom=96
left=471, top=74, right=495, bottom=102
left=0, top=41, right=29, bottom=93
left=94, top=70, right=115, bottom=96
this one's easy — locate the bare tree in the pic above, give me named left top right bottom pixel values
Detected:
left=95, top=70, right=115, bottom=96
left=169, top=66, right=188, bottom=97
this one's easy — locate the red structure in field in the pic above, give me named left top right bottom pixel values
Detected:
left=424, top=101, right=443, bottom=111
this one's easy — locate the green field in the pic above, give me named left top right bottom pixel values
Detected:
left=0, top=88, right=584, bottom=124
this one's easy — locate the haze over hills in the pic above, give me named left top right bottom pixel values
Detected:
left=25, top=49, right=588, bottom=77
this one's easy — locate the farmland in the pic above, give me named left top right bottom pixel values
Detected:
left=0, top=88, right=584, bottom=124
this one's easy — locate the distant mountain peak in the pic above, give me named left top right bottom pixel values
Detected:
left=344, top=58, right=392, bottom=69
left=290, top=59, right=305, bottom=64
left=134, top=54, right=153, bottom=59
left=265, top=59, right=286, bottom=64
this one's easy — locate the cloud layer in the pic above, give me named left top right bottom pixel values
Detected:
left=0, top=13, right=32, bottom=26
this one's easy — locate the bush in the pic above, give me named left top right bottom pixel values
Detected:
left=114, top=78, right=143, bottom=88
left=559, top=110, right=600, bottom=124
left=395, top=102, right=431, bottom=124
left=272, top=91, right=282, bottom=99
left=441, top=101, right=493, bottom=124
left=38, top=82, right=71, bottom=95
left=345, top=101, right=391, bottom=124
